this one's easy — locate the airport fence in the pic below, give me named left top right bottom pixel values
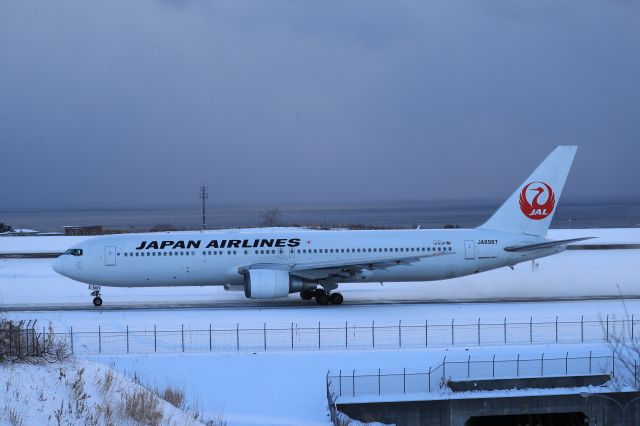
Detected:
left=326, top=352, right=635, bottom=400
left=45, top=314, right=639, bottom=356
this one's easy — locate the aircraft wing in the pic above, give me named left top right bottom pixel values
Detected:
left=238, top=251, right=453, bottom=282
left=504, top=237, right=595, bottom=252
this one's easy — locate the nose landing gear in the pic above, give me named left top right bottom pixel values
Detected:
left=89, top=284, right=102, bottom=306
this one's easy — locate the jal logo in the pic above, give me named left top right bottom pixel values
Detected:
left=519, top=182, right=555, bottom=220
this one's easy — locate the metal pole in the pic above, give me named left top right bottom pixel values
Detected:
left=492, top=355, right=495, bottom=377
left=428, top=366, right=431, bottom=392
left=345, top=321, right=348, bottom=349
left=372, top=321, right=375, bottom=349
left=425, top=319, right=428, bottom=348
left=352, top=370, right=355, bottom=397
left=264, top=323, right=267, bottom=351
left=70, top=326, right=74, bottom=355
left=451, top=319, right=454, bottom=345
left=403, top=368, right=406, bottom=394
left=181, top=324, right=184, bottom=352
left=378, top=368, right=381, bottom=395
left=399, top=320, right=402, bottom=348
left=292, top=322, right=294, bottom=350
left=154, top=324, right=157, bottom=352
left=236, top=323, right=239, bottom=351
left=318, top=322, right=321, bottom=349
left=477, top=318, right=481, bottom=346
left=126, top=325, right=129, bottom=354
left=555, top=316, right=558, bottom=343
left=504, top=317, right=507, bottom=344
left=581, top=315, right=584, bottom=342
left=209, top=323, right=212, bottom=351
left=98, top=326, right=101, bottom=354
left=529, top=317, right=533, bottom=344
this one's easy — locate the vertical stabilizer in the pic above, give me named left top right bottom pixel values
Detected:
left=478, top=146, right=577, bottom=237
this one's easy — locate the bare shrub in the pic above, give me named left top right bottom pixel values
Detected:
left=121, top=389, right=163, bottom=426
left=0, top=320, right=71, bottom=364
left=602, top=289, right=640, bottom=389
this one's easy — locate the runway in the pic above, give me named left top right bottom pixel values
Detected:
left=3, top=294, right=639, bottom=313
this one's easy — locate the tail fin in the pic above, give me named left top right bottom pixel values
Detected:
left=478, top=146, right=577, bottom=237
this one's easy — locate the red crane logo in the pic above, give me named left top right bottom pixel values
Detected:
left=519, top=182, right=555, bottom=220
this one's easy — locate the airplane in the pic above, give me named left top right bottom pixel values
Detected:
left=53, top=146, right=591, bottom=307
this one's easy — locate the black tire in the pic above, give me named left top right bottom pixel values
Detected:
left=300, top=290, right=313, bottom=300
left=316, top=293, right=330, bottom=305
left=93, top=296, right=103, bottom=307
left=313, top=288, right=326, bottom=299
left=330, top=293, right=344, bottom=305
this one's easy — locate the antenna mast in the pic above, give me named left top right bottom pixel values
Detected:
left=199, top=185, right=208, bottom=230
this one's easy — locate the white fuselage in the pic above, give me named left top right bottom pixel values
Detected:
left=53, top=228, right=563, bottom=288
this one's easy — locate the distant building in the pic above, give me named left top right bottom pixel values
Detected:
left=64, top=225, right=104, bottom=236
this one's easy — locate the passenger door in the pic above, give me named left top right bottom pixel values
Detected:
left=105, top=246, right=117, bottom=266
left=464, top=240, right=476, bottom=260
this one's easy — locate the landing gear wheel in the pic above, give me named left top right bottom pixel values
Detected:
left=92, top=296, right=103, bottom=307
left=330, top=293, right=344, bottom=305
left=313, top=288, right=326, bottom=299
left=300, top=290, right=314, bottom=300
left=315, top=292, right=330, bottom=305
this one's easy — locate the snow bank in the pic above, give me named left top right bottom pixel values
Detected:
left=0, top=358, right=205, bottom=426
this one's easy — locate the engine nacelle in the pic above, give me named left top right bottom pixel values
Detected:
left=244, top=269, right=291, bottom=299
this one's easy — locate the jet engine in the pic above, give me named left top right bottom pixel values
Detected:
left=243, top=269, right=288, bottom=299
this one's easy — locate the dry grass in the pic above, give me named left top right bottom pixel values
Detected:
left=99, top=368, right=114, bottom=395
left=160, top=385, right=185, bottom=409
left=121, top=389, right=163, bottom=426
left=7, top=407, right=23, bottom=426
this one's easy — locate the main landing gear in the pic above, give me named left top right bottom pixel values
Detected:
left=89, top=284, right=102, bottom=307
left=300, top=288, right=343, bottom=305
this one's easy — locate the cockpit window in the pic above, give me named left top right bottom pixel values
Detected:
left=64, top=248, right=83, bottom=256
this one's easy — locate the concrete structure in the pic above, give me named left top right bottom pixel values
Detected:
left=338, top=391, right=640, bottom=425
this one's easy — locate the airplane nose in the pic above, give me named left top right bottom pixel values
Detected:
left=52, top=257, right=64, bottom=275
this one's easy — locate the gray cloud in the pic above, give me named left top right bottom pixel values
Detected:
left=0, top=0, right=638, bottom=210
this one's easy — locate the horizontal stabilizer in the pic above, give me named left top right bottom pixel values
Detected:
left=504, top=237, right=596, bottom=252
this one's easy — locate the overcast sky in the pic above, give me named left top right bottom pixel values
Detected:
left=1, top=0, right=638, bottom=211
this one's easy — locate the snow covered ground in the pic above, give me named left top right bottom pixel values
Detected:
left=0, top=228, right=638, bottom=425
left=0, top=358, right=205, bottom=426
